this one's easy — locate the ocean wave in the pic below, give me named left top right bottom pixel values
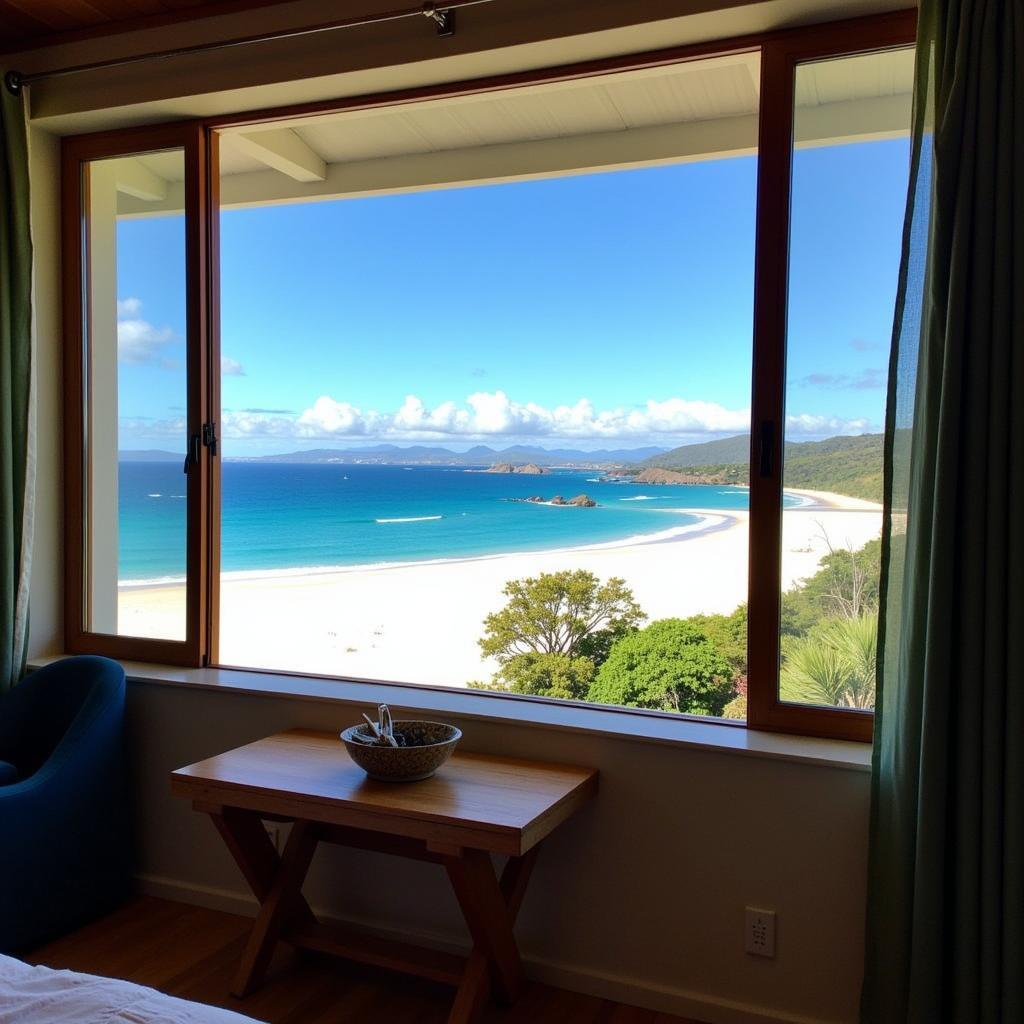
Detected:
left=782, top=490, right=817, bottom=508
left=375, top=515, right=443, bottom=523
left=620, top=495, right=656, bottom=501
left=147, top=493, right=162, bottom=498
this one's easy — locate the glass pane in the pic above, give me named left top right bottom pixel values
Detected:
left=216, top=55, right=761, bottom=719
left=83, top=148, right=188, bottom=641
left=779, top=48, right=914, bottom=711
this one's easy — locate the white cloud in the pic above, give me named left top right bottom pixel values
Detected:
left=785, top=413, right=871, bottom=435
left=117, top=297, right=176, bottom=366
left=229, top=391, right=871, bottom=442
left=119, top=415, right=186, bottom=439
left=221, top=356, right=246, bottom=376
left=296, top=397, right=376, bottom=436
left=797, top=368, right=886, bottom=390
left=120, top=391, right=876, bottom=445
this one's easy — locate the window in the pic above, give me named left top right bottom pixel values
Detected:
left=213, top=54, right=760, bottom=715
left=777, top=51, right=912, bottom=718
left=63, top=124, right=211, bottom=664
left=62, top=11, right=916, bottom=738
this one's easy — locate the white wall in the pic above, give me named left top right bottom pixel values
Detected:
left=20, top=2, right=889, bottom=1020
left=27, top=126, right=62, bottom=660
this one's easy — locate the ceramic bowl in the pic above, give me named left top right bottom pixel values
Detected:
left=340, top=720, right=462, bottom=782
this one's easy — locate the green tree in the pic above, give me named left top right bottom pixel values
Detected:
left=781, top=536, right=881, bottom=636
left=472, top=571, right=644, bottom=698
left=588, top=618, right=735, bottom=715
left=478, top=570, right=644, bottom=665
left=471, top=652, right=596, bottom=701
left=682, top=604, right=748, bottom=676
left=779, top=614, right=876, bottom=709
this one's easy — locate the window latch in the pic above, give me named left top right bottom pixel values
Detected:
left=183, top=432, right=201, bottom=474
left=202, top=421, right=218, bottom=458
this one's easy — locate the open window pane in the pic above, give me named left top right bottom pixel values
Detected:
left=215, top=56, right=762, bottom=717
left=82, top=148, right=189, bottom=641
left=778, top=48, right=914, bottom=711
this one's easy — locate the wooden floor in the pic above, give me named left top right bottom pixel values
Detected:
left=29, top=897, right=699, bottom=1024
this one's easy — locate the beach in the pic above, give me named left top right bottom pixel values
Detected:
left=118, top=488, right=883, bottom=685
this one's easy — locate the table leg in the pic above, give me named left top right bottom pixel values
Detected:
left=207, top=806, right=281, bottom=902
left=232, top=820, right=320, bottom=997
left=445, top=846, right=539, bottom=1023
left=204, top=808, right=319, bottom=997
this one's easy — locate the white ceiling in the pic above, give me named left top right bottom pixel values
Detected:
left=266, top=55, right=764, bottom=172
left=121, top=45, right=913, bottom=200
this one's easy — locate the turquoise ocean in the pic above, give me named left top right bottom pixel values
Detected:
left=118, top=461, right=805, bottom=584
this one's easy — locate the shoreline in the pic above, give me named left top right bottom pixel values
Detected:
left=117, top=487, right=879, bottom=592
left=118, top=509, right=737, bottom=591
left=118, top=490, right=884, bottom=682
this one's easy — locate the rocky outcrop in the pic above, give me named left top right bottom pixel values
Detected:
left=631, top=467, right=725, bottom=485
left=483, top=462, right=549, bottom=475
left=517, top=493, right=596, bottom=507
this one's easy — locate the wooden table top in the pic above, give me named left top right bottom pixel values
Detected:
left=171, top=729, right=598, bottom=855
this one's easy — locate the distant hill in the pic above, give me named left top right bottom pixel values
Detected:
left=228, top=444, right=667, bottom=467
left=780, top=434, right=884, bottom=501
left=639, top=435, right=752, bottom=469
left=633, top=433, right=884, bottom=502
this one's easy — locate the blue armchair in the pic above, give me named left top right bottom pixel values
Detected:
left=0, top=656, right=133, bottom=953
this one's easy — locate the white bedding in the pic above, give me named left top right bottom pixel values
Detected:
left=0, top=954, right=263, bottom=1024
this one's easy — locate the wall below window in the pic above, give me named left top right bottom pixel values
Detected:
left=128, top=679, right=869, bottom=1024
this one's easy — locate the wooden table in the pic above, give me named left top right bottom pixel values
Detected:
left=171, top=729, right=598, bottom=1023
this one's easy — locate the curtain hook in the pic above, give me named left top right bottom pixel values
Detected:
left=421, top=3, right=455, bottom=37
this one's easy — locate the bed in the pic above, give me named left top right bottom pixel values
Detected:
left=0, top=954, right=263, bottom=1023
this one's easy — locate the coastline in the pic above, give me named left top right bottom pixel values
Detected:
left=118, top=509, right=734, bottom=591
left=118, top=487, right=880, bottom=592
left=118, top=488, right=883, bottom=685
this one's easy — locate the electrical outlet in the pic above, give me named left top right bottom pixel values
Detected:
left=745, top=907, right=776, bottom=958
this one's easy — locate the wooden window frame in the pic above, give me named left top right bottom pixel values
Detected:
left=747, top=15, right=916, bottom=743
left=62, top=120, right=212, bottom=665
left=61, top=9, right=916, bottom=738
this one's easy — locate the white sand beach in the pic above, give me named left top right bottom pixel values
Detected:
left=118, top=488, right=883, bottom=686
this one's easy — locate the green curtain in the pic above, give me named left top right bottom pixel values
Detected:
left=0, top=77, right=32, bottom=693
left=863, top=1, right=1024, bottom=1021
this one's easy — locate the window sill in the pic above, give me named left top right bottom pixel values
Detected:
left=29, top=655, right=870, bottom=772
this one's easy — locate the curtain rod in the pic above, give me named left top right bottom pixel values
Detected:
left=4, top=1, right=492, bottom=96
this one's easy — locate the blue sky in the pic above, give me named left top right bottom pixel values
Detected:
left=116, top=136, right=909, bottom=456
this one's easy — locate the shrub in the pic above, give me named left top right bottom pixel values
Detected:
left=469, top=652, right=596, bottom=701
left=780, top=614, right=876, bottom=709
left=588, top=618, right=735, bottom=715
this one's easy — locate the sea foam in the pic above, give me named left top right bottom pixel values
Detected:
left=376, top=515, right=443, bottom=523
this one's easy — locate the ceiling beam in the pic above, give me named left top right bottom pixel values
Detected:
left=117, top=92, right=911, bottom=218
left=230, top=128, right=327, bottom=183
left=215, top=113, right=759, bottom=211
left=110, top=157, right=168, bottom=202
left=794, top=93, right=912, bottom=149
